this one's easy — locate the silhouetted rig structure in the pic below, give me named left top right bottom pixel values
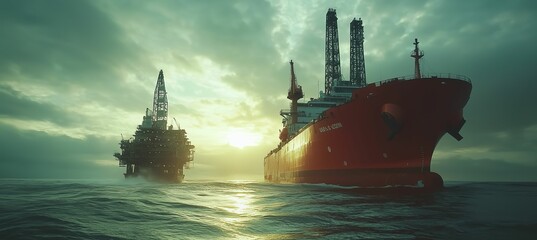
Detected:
left=324, top=8, right=367, bottom=96
left=114, top=70, right=194, bottom=182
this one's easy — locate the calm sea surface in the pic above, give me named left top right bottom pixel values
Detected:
left=1, top=179, right=535, bottom=239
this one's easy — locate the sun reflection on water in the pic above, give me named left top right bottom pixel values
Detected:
left=228, top=193, right=251, bottom=214
left=215, top=184, right=262, bottom=239
left=221, top=188, right=257, bottom=224
left=162, top=181, right=266, bottom=239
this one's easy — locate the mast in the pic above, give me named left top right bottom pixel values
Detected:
left=350, top=18, right=366, bottom=87
left=287, top=60, right=304, bottom=124
left=152, top=70, right=168, bottom=130
left=411, top=38, right=424, bottom=79
left=324, top=8, right=341, bottom=95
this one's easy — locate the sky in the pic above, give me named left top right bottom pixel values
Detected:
left=1, top=0, right=536, bottom=182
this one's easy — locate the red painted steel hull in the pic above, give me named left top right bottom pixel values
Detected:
left=264, top=78, right=472, bottom=189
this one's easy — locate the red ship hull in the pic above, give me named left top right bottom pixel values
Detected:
left=264, top=77, right=472, bottom=189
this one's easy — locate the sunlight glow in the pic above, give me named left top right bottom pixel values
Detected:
left=226, top=129, right=262, bottom=149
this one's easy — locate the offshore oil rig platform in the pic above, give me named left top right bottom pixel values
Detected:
left=114, top=70, right=194, bottom=182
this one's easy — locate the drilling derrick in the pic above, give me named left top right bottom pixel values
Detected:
left=325, top=8, right=342, bottom=95
left=350, top=18, right=366, bottom=87
left=287, top=60, right=304, bottom=124
left=153, top=70, right=168, bottom=130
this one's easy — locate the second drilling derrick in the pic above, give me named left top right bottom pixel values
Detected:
left=350, top=18, right=366, bottom=87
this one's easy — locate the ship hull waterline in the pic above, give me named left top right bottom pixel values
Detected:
left=264, top=77, right=472, bottom=190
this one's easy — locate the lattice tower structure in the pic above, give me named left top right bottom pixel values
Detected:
left=153, top=70, right=168, bottom=130
left=324, top=8, right=342, bottom=95
left=350, top=18, right=366, bottom=87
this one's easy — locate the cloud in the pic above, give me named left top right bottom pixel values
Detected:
left=0, top=84, right=75, bottom=125
left=0, top=123, right=122, bottom=179
left=1, top=0, right=141, bottom=82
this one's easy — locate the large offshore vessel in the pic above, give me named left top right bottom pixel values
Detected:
left=114, top=70, right=194, bottom=182
left=264, top=9, right=472, bottom=189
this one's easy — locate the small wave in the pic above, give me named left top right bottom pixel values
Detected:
left=1, top=179, right=535, bottom=239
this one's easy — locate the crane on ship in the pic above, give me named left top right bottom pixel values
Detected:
left=287, top=60, right=304, bottom=125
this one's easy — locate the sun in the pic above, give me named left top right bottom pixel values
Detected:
left=227, top=129, right=261, bottom=149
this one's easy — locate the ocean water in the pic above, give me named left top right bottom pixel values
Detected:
left=1, top=179, right=535, bottom=240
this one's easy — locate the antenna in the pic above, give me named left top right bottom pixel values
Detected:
left=411, top=38, right=424, bottom=79
left=173, top=117, right=181, bottom=130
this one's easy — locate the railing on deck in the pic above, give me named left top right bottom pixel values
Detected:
left=374, top=73, right=472, bottom=86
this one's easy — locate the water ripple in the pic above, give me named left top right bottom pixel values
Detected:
left=1, top=180, right=536, bottom=239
